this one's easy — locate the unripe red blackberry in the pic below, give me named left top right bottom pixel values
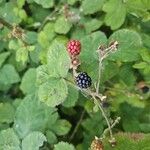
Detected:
left=67, top=40, right=81, bottom=56
left=91, top=137, right=104, bottom=150
left=76, top=72, right=92, bottom=89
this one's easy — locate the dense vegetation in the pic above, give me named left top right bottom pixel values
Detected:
left=0, top=0, right=150, bottom=149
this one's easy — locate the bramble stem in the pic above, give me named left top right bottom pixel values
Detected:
left=96, top=59, right=102, bottom=94
left=90, top=93, right=113, bottom=139
left=102, top=117, right=121, bottom=138
left=38, top=8, right=59, bottom=32
left=0, top=18, right=13, bottom=29
left=0, top=18, right=29, bottom=46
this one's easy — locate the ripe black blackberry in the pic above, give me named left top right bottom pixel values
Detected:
left=76, top=72, right=92, bottom=89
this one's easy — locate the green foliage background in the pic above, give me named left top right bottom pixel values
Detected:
left=0, top=0, right=150, bottom=149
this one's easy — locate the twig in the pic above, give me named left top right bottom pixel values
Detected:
left=38, top=8, right=58, bottom=32
left=102, top=117, right=121, bottom=139
left=96, top=59, right=102, bottom=94
left=69, top=110, right=85, bottom=142
left=90, top=93, right=113, bottom=139
left=0, top=17, right=13, bottom=29
left=0, top=17, right=28, bottom=46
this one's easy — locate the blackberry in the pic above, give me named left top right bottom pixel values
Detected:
left=76, top=72, right=92, bottom=89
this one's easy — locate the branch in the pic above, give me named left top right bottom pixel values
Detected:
left=0, top=17, right=29, bottom=46
left=0, top=17, right=13, bottom=29
left=38, top=5, right=65, bottom=32
left=96, top=59, right=102, bottom=94
left=102, top=117, right=121, bottom=139
left=90, top=93, right=113, bottom=139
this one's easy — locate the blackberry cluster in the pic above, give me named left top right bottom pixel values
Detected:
left=76, top=72, right=92, bottom=89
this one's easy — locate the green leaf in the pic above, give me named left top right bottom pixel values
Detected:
left=22, top=131, right=47, bottom=150
left=33, top=0, right=54, bottom=8
left=47, top=41, right=70, bottom=78
left=29, top=44, right=41, bottom=64
left=108, top=29, right=142, bottom=62
left=0, top=64, right=20, bottom=85
left=84, top=18, right=103, bottom=34
left=38, top=78, right=68, bottom=107
left=52, top=119, right=71, bottom=136
left=0, top=123, right=10, bottom=131
left=38, top=32, right=50, bottom=48
left=46, top=130, right=57, bottom=144
left=46, top=110, right=59, bottom=128
left=0, top=52, right=10, bottom=68
left=133, top=62, right=147, bottom=69
left=25, top=31, right=37, bottom=44
left=71, top=26, right=86, bottom=40
left=14, top=94, right=56, bottom=138
left=17, top=0, right=25, bottom=8
left=140, top=49, right=150, bottom=62
left=36, top=65, right=49, bottom=85
left=141, top=33, right=150, bottom=49
left=82, top=112, right=104, bottom=137
left=0, top=103, right=15, bottom=124
left=103, top=133, right=136, bottom=150
left=0, top=2, right=21, bottom=23
left=9, top=40, right=20, bottom=50
left=54, top=142, right=75, bottom=150
left=38, top=22, right=56, bottom=48
left=80, top=31, right=107, bottom=81
left=0, top=128, right=21, bottom=150
left=63, top=84, right=79, bottom=107
left=20, top=68, right=37, bottom=94
left=104, top=133, right=150, bottom=150
left=54, top=16, right=72, bottom=34
left=67, top=0, right=77, bottom=5
left=81, top=31, right=107, bottom=63
left=119, top=64, right=136, bottom=86
left=16, top=47, right=28, bottom=64
left=81, top=0, right=105, bottom=15
left=119, top=103, right=142, bottom=132
left=126, top=0, right=150, bottom=21
left=43, top=22, right=56, bottom=41
left=9, top=40, right=31, bottom=64
left=103, top=0, right=126, bottom=30
left=101, top=61, right=119, bottom=83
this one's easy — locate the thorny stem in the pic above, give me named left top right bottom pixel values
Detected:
left=38, top=8, right=60, bottom=32
left=96, top=43, right=115, bottom=94
left=90, top=93, right=113, bottom=139
left=96, top=59, right=102, bottom=94
left=102, top=117, right=121, bottom=139
left=0, top=17, right=28, bottom=46
left=0, top=17, right=13, bottom=29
